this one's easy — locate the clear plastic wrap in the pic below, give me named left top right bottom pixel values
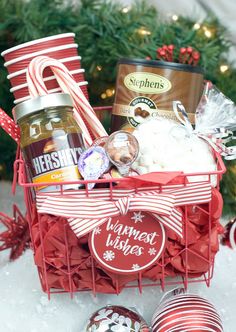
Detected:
left=195, top=82, right=236, bottom=134
left=132, top=82, right=236, bottom=183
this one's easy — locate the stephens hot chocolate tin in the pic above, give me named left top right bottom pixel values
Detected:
left=111, top=58, right=204, bottom=132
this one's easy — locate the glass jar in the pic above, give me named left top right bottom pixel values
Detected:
left=14, top=93, right=85, bottom=191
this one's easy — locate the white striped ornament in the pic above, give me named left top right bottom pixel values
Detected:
left=152, top=294, right=223, bottom=332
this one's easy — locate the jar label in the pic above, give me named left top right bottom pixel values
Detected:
left=23, top=132, right=84, bottom=190
left=113, top=102, right=195, bottom=128
left=124, top=72, right=172, bottom=94
left=115, top=96, right=158, bottom=128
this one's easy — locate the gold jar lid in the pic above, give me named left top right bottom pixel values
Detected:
left=13, top=93, right=73, bottom=122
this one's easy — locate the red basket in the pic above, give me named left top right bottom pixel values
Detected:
left=13, top=107, right=226, bottom=298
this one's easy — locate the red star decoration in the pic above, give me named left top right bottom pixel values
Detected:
left=0, top=204, right=30, bottom=260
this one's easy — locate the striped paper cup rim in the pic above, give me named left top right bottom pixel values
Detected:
left=4, top=43, right=78, bottom=67
left=1, top=33, right=75, bottom=56
left=10, top=68, right=85, bottom=92
left=7, top=55, right=82, bottom=79
left=13, top=81, right=88, bottom=104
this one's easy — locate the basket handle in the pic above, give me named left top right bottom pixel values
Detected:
left=0, top=108, right=20, bottom=143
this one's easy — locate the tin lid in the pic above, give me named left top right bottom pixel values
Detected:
left=118, top=58, right=204, bottom=74
left=14, top=93, right=73, bottom=122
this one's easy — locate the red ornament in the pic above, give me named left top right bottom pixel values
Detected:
left=86, top=305, right=150, bottom=331
left=221, top=217, right=236, bottom=249
left=89, top=211, right=166, bottom=274
left=0, top=205, right=30, bottom=260
left=152, top=293, right=223, bottom=332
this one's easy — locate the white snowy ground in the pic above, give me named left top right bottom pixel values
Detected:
left=0, top=248, right=235, bottom=332
left=0, top=182, right=236, bottom=332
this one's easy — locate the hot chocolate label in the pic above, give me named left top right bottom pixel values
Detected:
left=23, top=132, right=84, bottom=189
left=128, top=96, right=157, bottom=127
left=89, top=211, right=166, bottom=274
left=113, top=96, right=158, bottom=128
left=124, top=72, right=172, bottom=94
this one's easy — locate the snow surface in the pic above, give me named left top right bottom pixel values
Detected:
left=0, top=247, right=235, bottom=332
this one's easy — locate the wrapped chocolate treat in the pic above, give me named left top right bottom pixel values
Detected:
left=78, top=146, right=109, bottom=189
left=105, top=131, right=139, bottom=176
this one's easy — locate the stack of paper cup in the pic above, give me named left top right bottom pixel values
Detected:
left=1, top=33, right=89, bottom=103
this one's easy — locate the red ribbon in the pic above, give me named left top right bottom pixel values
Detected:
left=36, top=182, right=212, bottom=239
left=0, top=108, right=20, bottom=143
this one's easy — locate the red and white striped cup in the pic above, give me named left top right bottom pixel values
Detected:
left=10, top=69, right=86, bottom=100
left=14, top=81, right=89, bottom=105
left=2, top=33, right=89, bottom=102
left=1, top=33, right=76, bottom=62
left=4, top=44, right=79, bottom=74
left=7, top=56, right=82, bottom=86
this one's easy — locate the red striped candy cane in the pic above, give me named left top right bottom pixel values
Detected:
left=26, top=56, right=108, bottom=146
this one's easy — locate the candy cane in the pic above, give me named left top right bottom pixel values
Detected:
left=27, top=56, right=102, bottom=135
left=27, top=56, right=101, bottom=145
left=26, top=56, right=107, bottom=145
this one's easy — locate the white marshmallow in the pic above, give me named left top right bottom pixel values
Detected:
left=133, top=118, right=217, bottom=185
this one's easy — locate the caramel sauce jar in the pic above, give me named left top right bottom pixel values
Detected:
left=14, top=93, right=85, bottom=191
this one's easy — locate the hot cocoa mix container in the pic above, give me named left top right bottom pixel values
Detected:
left=111, top=58, right=204, bottom=132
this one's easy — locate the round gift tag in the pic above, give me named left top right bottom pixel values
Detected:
left=89, top=211, right=166, bottom=274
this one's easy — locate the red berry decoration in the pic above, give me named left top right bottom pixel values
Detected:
left=168, top=44, right=174, bottom=51
left=192, top=50, right=201, bottom=66
left=152, top=293, right=223, bottom=332
left=187, top=46, right=193, bottom=54
left=156, top=48, right=167, bottom=61
left=154, top=44, right=201, bottom=66
left=179, top=47, right=186, bottom=63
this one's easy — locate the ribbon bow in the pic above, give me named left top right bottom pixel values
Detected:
left=36, top=182, right=212, bottom=239
left=173, top=98, right=236, bottom=160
